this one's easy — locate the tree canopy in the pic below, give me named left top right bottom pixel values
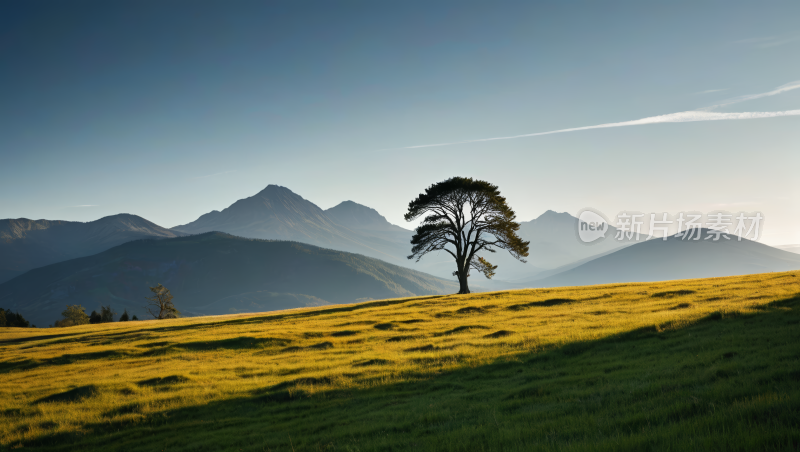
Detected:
left=405, top=177, right=529, bottom=294
left=55, top=305, right=90, bottom=327
left=0, top=308, right=31, bottom=328
left=145, top=284, right=180, bottom=319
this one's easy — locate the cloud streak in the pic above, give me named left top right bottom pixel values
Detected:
left=398, top=110, right=800, bottom=150
left=696, top=89, right=727, bottom=94
left=705, top=80, right=800, bottom=110
left=735, top=35, right=800, bottom=48
left=384, top=80, right=800, bottom=151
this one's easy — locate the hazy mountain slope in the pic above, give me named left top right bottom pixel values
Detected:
left=0, top=214, right=183, bottom=284
left=171, top=185, right=408, bottom=266
left=168, top=186, right=644, bottom=282
left=324, top=200, right=410, bottom=235
left=529, top=230, right=800, bottom=288
left=0, top=232, right=459, bottom=326
left=517, top=210, right=637, bottom=270
left=466, top=210, right=639, bottom=282
left=777, top=244, right=800, bottom=254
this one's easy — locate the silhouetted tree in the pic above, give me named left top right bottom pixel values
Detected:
left=405, top=177, right=530, bottom=294
left=145, top=284, right=180, bottom=319
left=0, top=308, right=31, bottom=328
left=119, top=309, right=130, bottom=322
left=100, top=305, right=116, bottom=322
left=131, top=314, right=139, bottom=321
left=56, top=305, right=90, bottom=327
left=89, top=310, right=102, bottom=324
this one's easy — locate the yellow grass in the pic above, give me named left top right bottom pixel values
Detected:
left=1, top=270, right=798, bottom=450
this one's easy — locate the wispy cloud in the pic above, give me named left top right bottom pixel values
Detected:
left=704, top=80, right=800, bottom=110
left=194, top=170, right=235, bottom=179
left=735, top=35, right=800, bottom=48
left=394, top=110, right=800, bottom=150
left=382, top=80, right=800, bottom=151
left=695, top=89, right=727, bottom=94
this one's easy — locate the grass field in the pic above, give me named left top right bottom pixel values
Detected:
left=1, top=271, right=799, bottom=451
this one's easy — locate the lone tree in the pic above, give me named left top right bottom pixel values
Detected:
left=145, top=284, right=180, bottom=319
left=56, top=305, right=90, bottom=327
left=405, top=177, right=530, bottom=294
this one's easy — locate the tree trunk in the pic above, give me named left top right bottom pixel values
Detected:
left=457, top=268, right=471, bottom=294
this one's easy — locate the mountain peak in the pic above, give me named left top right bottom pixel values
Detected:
left=324, top=200, right=397, bottom=231
left=256, top=184, right=295, bottom=197
left=537, top=210, right=576, bottom=220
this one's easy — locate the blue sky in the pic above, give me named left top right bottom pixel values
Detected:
left=1, top=1, right=798, bottom=245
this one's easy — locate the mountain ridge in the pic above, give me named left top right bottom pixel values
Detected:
left=0, top=231, right=460, bottom=326
left=529, top=228, right=800, bottom=288
left=0, top=214, right=183, bottom=284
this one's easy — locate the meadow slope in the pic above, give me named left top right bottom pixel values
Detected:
left=1, top=271, right=799, bottom=451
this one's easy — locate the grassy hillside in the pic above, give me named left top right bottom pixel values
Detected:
left=1, top=271, right=799, bottom=451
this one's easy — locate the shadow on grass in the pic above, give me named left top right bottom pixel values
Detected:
left=177, top=336, right=291, bottom=351
left=137, top=375, right=191, bottom=388
left=1, top=349, right=135, bottom=375
left=35, top=385, right=98, bottom=404
left=4, top=335, right=297, bottom=376
left=147, top=295, right=448, bottom=334
left=507, top=298, right=576, bottom=311
left=0, top=332, right=84, bottom=346
left=14, top=293, right=800, bottom=452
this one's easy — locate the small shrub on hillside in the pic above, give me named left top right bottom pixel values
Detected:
left=56, top=305, right=90, bottom=327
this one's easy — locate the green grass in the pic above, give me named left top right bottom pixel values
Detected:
left=1, top=271, right=799, bottom=451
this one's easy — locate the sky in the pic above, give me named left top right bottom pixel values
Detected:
left=1, top=0, right=799, bottom=245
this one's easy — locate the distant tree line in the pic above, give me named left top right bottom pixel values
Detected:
left=51, top=284, right=177, bottom=327
left=0, top=308, right=33, bottom=328
left=4, top=284, right=178, bottom=328
left=53, top=305, right=140, bottom=327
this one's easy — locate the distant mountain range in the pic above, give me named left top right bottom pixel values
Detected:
left=527, top=229, right=800, bottom=288
left=0, top=232, right=458, bottom=327
left=0, top=186, right=644, bottom=287
left=170, top=185, right=637, bottom=280
left=0, top=214, right=183, bottom=284
left=171, top=185, right=416, bottom=269
left=4, top=184, right=798, bottom=325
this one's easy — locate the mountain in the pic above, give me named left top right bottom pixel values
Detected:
left=516, top=210, right=638, bottom=270
left=170, top=187, right=640, bottom=282
left=0, top=232, right=459, bottom=326
left=325, top=200, right=410, bottom=235
left=527, top=229, right=800, bottom=288
left=777, top=244, right=800, bottom=254
left=171, top=185, right=410, bottom=267
left=0, top=214, right=183, bottom=284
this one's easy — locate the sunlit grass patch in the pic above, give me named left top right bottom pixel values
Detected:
left=0, top=270, right=798, bottom=451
